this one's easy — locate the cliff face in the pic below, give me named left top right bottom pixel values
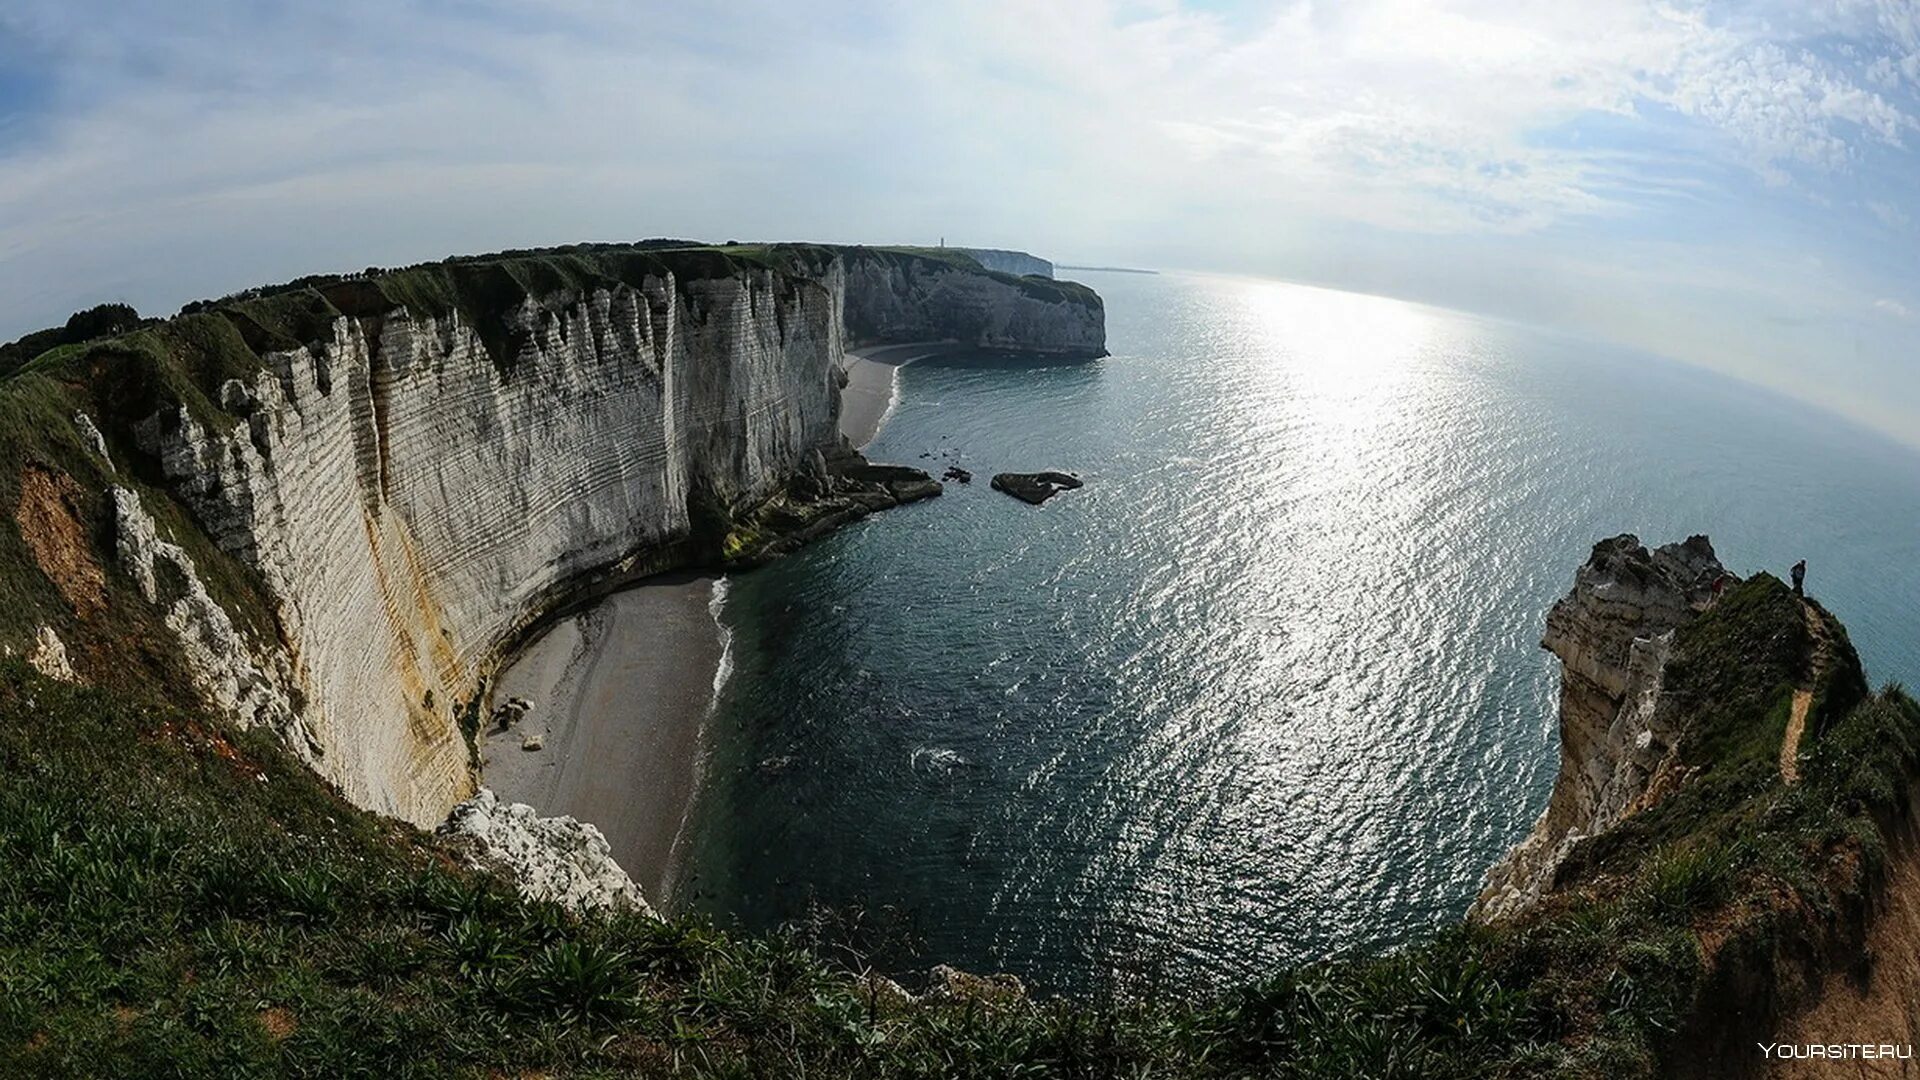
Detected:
left=950, top=248, right=1054, bottom=279
left=841, top=249, right=1105, bottom=357
left=1469, top=535, right=1920, bottom=1074
left=132, top=268, right=843, bottom=823
left=3, top=243, right=1104, bottom=827
left=1477, top=535, right=1727, bottom=917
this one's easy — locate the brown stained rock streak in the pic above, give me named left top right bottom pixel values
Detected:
left=14, top=465, right=106, bottom=619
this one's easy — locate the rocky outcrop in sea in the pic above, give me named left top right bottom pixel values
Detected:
left=991, top=471, right=1084, bottom=505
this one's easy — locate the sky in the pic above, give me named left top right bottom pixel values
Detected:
left=0, top=1, right=1916, bottom=445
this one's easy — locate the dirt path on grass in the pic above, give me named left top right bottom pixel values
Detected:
left=1779, top=602, right=1834, bottom=787
left=1766, top=802, right=1920, bottom=1078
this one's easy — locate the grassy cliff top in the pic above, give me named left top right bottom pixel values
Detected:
left=0, top=241, right=1100, bottom=423
left=2, top=573, right=1915, bottom=1077
left=0, top=244, right=832, bottom=435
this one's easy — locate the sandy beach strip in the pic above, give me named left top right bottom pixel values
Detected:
left=483, top=573, right=722, bottom=907
left=481, top=341, right=951, bottom=908
left=840, top=341, right=959, bottom=448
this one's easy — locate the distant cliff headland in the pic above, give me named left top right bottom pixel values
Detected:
left=1, top=241, right=1917, bottom=1077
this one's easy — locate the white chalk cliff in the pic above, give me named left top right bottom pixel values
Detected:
left=91, top=245, right=1103, bottom=829
left=1474, top=534, right=1724, bottom=919
left=843, top=251, right=1103, bottom=356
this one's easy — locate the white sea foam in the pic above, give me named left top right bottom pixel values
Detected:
left=656, top=575, right=735, bottom=909
left=707, top=575, right=735, bottom=704
left=911, top=745, right=971, bottom=774
left=871, top=363, right=903, bottom=446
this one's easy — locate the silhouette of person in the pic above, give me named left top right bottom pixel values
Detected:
left=1791, top=559, right=1806, bottom=597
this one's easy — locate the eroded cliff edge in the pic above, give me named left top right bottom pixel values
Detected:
left=1476, top=535, right=1729, bottom=918
left=1474, top=534, right=1920, bottom=1075
left=0, top=242, right=1105, bottom=827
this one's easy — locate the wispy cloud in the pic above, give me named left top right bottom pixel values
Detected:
left=0, top=0, right=1915, bottom=443
left=1866, top=198, right=1912, bottom=228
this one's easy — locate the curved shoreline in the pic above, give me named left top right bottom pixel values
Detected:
left=841, top=340, right=957, bottom=448
left=482, top=574, right=722, bottom=906
left=481, top=345, right=924, bottom=907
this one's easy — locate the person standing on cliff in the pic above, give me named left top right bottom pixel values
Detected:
left=1791, top=559, right=1807, bottom=597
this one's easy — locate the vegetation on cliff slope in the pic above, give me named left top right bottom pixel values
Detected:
left=1, top=241, right=1100, bottom=400
left=3, top=574, right=1917, bottom=1078
left=0, top=360, right=276, bottom=700
left=0, top=304, right=147, bottom=380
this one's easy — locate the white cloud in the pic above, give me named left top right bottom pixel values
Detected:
left=1685, top=38, right=1909, bottom=164
left=944, top=0, right=1920, bottom=235
left=1866, top=199, right=1913, bottom=227
left=1, top=1, right=1914, bottom=266
left=1874, top=297, right=1914, bottom=318
left=0, top=0, right=1916, bottom=443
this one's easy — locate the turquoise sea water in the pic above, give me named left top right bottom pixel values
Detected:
left=680, top=271, right=1920, bottom=993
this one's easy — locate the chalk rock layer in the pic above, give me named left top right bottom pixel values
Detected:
left=1475, top=534, right=1724, bottom=918
left=438, top=788, right=652, bottom=915
left=102, top=246, right=1103, bottom=828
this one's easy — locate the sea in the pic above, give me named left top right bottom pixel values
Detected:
left=676, top=270, right=1920, bottom=994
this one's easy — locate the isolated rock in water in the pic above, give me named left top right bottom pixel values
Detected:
left=941, top=466, right=973, bottom=484
left=991, top=471, right=1083, bottom=505
left=437, top=788, right=652, bottom=916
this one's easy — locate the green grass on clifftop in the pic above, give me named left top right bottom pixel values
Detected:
left=1, top=240, right=1098, bottom=428
left=2, top=243, right=844, bottom=400
left=3, top=575, right=1919, bottom=1077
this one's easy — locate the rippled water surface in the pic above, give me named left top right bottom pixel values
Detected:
left=680, top=271, right=1920, bottom=992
